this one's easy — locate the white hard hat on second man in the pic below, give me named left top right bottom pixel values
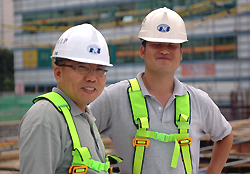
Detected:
left=138, top=7, right=188, bottom=43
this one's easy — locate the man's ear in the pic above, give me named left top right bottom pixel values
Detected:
left=140, top=45, right=145, bottom=59
left=54, top=66, right=62, bottom=83
left=180, top=49, right=183, bottom=61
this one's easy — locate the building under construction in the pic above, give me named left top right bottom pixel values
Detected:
left=0, top=0, right=250, bottom=173
left=10, top=0, right=250, bottom=100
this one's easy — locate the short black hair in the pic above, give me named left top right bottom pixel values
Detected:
left=54, top=58, right=70, bottom=66
left=142, top=40, right=147, bottom=48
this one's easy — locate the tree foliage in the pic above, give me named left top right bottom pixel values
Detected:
left=0, top=48, right=14, bottom=92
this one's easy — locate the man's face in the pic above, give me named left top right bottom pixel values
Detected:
left=140, top=41, right=183, bottom=75
left=54, top=60, right=106, bottom=110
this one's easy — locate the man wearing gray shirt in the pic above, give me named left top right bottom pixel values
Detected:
left=18, top=24, right=120, bottom=174
left=90, top=7, right=233, bottom=174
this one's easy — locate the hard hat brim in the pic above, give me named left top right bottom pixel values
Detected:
left=51, top=56, right=113, bottom=67
left=139, top=36, right=188, bottom=44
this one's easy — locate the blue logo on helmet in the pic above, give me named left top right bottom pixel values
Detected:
left=157, top=24, right=171, bottom=33
left=87, top=44, right=101, bottom=55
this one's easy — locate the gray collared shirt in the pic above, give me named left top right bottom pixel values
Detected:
left=19, top=87, right=107, bottom=174
left=90, top=72, right=232, bottom=174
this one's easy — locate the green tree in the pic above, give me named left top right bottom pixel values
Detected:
left=0, top=48, right=14, bottom=92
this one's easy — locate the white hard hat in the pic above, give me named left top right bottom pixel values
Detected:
left=138, top=7, right=188, bottom=43
left=51, top=24, right=112, bottom=66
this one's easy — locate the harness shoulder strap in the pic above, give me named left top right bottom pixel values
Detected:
left=33, top=92, right=81, bottom=148
left=128, top=78, right=192, bottom=174
left=175, top=94, right=192, bottom=174
left=34, top=92, right=122, bottom=174
left=128, top=78, right=149, bottom=127
left=128, top=78, right=149, bottom=174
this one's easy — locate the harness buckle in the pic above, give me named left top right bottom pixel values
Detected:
left=177, top=138, right=192, bottom=146
left=132, top=138, right=150, bottom=148
left=69, top=165, right=88, bottom=174
left=109, top=166, right=113, bottom=174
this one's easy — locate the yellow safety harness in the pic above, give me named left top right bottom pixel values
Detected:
left=128, top=78, right=192, bottom=174
left=33, top=92, right=122, bottom=174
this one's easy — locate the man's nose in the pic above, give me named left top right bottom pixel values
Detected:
left=84, top=69, right=97, bottom=82
left=160, top=47, right=169, bottom=54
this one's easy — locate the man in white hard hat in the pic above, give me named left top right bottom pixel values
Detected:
left=18, top=24, right=121, bottom=174
left=90, top=7, right=233, bottom=174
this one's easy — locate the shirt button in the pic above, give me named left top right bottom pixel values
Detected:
left=159, top=107, right=162, bottom=110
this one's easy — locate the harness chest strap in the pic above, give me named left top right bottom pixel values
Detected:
left=33, top=92, right=122, bottom=174
left=128, top=78, right=192, bottom=174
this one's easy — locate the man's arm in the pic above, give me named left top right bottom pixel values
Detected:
left=205, top=131, right=233, bottom=174
left=19, top=103, right=62, bottom=174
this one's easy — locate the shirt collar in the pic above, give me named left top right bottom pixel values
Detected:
left=173, top=77, right=188, bottom=97
left=85, top=106, right=96, bottom=123
left=136, top=72, right=150, bottom=96
left=52, top=87, right=96, bottom=122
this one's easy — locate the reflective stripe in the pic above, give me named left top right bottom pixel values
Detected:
left=128, top=78, right=149, bottom=126
left=33, top=92, right=81, bottom=149
left=133, top=144, right=146, bottom=174
left=128, top=78, right=192, bottom=174
left=34, top=92, right=122, bottom=173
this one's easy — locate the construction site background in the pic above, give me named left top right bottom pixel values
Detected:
left=0, top=0, right=250, bottom=173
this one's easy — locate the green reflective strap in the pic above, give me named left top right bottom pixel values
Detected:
left=179, top=114, right=192, bottom=174
left=34, top=92, right=120, bottom=173
left=129, top=78, right=148, bottom=174
left=135, top=130, right=187, bottom=169
left=176, top=94, right=190, bottom=126
left=83, top=159, right=110, bottom=172
left=128, top=79, right=148, bottom=124
left=33, top=92, right=70, bottom=111
left=34, top=92, right=81, bottom=148
left=175, top=95, right=192, bottom=174
left=107, top=155, right=123, bottom=163
left=129, top=78, right=140, bottom=91
left=75, top=169, right=86, bottom=173
left=138, top=117, right=149, bottom=129
left=170, top=134, right=192, bottom=169
left=155, top=132, right=167, bottom=141
left=60, top=106, right=81, bottom=149
left=177, top=121, right=190, bottom=130
left=171, top=139, right=180, bottom=168
left=73, top=147, right=91, bottom=161
left=133, top=145, right=146, bottom=174
left=180, top=113, right=189, bottom=121
left=179, top=114, right=189, bottom=134
left=88, top=160, right=109, bottom=172
left=75, top=169, right=87, bottom=173
left=173, top=133, right=189, bottom=140
left=179, top=114, right=189, bottom=133
left=136, top=129, right=172, bottom=142
left=72, top=149, right=111, bottom=172
left=181, top=145, right=192, bottom=174
left=129, top=79, right=192, bottom=174
left=136, top=129, right=190, bottom=143
left=61, top=105, right=121, bottom=172
left=135, top=128, right=145, bottom=136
